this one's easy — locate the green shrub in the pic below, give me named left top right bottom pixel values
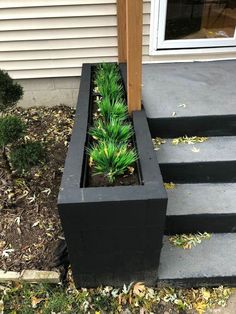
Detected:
left=0, top=70, right=24, bottom=111
left=97, top=97, right=128, bottom=122
left=10, top=141, right=45, bottom=173
left=95, top=63, right=123, bottom=102
left=88, top=141, right=137, bottom=183
left=89, top=118, right=133, bottom=143
left=0, top=115, right=25, bottom=147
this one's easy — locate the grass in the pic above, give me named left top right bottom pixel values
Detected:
left=88, top=141, right=137, bottom=183
left=0, top=280, right=234, bottom=314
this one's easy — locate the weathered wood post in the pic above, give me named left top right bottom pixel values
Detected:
left=117, top=0, right=143, bottom=113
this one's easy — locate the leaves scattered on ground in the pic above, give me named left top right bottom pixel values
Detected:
left=172, top=136, right=208, bottom=145
left=0, top=106, right=75, bottom=272
left=164, top=182, right=176, bottom=190
left=152, top=137, right=166, bottom=150
left=0, top=273, right=234, bottom=314
left=169, top=232, right=212, bottom=250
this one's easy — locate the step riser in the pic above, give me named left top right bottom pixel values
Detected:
left=148, top=115, right=236, bottom=138
left=165, top=214, right=236, bottom=235
left=160, top=162, right=236, bottom=183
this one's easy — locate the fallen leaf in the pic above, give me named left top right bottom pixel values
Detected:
left=0, top=241, right=6, bottom=250
left=32, top=221, right=40, bottom=227
left=0, top=299, right=4, bottom=314
left=172, top=136, right=208, bottom=145
left=133, top=282, right=146, bottom=297
left=202, top=289, right=211, bottom=300
left=191, top=146, right=200, bottom=153
left=31, top=296, right=45, bottom=309
left=2, top=249, right=14, bottom=258
left=128, top=167, right=135, bottom=174
left=164, top=182, right=176, bottom=190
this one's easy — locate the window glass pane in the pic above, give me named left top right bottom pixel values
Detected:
left=165, top=0, right=236, bottom=40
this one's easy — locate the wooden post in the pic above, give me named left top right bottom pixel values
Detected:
left=117, top=0, right=127, bottom=63
left=126, top=0, right=143, bottom=113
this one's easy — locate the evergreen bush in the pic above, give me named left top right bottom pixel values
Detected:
left=0, top=115, right=25, bottom=147
left=9, top=141, right=45, bottom=173
left=0, top=70, right=24, bottom=111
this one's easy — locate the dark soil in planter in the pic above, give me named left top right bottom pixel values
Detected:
left=88, top=169, right=138, bottom=187
left=0, top=106, right=74, bottom=272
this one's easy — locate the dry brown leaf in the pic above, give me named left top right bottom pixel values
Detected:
left=31, top=296, right=45, bottom=309
left=133, top=282, right=146, bottom=297
left=164, top=182, right=176, bottom=190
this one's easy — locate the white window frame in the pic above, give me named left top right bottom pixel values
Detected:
left=149, top=0, right=236, bottom=56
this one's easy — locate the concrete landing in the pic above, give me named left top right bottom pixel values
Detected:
left=142, top=60, right=236, bottom=118
left=158, top=234, right=236, bottom=287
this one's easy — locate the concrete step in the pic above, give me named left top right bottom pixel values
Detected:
left=165, top=183, right=236, bottom=234
left=142, top=61, right=236, bottom=137
left=156, top=136, right=236, bottom=183
left=158, top=233, right=236, bottom=288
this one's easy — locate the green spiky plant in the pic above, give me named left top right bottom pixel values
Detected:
left=95, top=63, right=123, bottom=102
left=89, top=118, right=133, bottom=143
left=88, top=63, right=138, bottom=184
left=88, top=141, right=137, bottom=183
left=97, top=97, right=128, bottom=122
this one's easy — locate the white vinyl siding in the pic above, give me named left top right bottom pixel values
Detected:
left=0, top=0, right=150, bottom=79
left=2, top=0, right=235, bottom=80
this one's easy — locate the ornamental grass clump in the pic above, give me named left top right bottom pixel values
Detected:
left=89, top=118, right=133, bottom=143
left=95, top=63, right=123, bottom=102
left=97, top=97, right=128, bottom=122
left=88, top=63, right=138, bottom=184
left=88, top=142, right=137, bottom=183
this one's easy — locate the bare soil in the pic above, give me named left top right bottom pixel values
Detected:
left=0, top=106, right=74, bottom=272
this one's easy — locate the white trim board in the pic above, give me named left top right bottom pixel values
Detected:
left=149, top=0, right=236, bottom=59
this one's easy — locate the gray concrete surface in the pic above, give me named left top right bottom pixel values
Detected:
left=167, top=183, right=236, bottom=216
left=142, top=61, right=236, bottom=118
left=156, top=136, right=236, bottom=163
left=159, top=234, right=236, bottom=281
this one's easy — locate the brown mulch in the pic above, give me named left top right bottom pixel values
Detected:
left=0, top=106, right=75, bottom=272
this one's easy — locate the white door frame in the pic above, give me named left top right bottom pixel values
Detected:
left=149, top=0, right=236, bottom=56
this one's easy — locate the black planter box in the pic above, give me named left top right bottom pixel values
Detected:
left=58, top=64, right=167, bottom=287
